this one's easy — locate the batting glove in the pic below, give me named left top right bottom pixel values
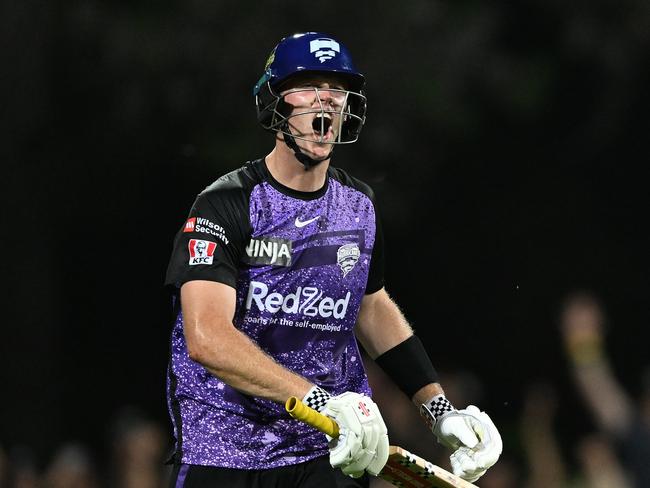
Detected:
left=421, top=396, right=502, bottom=482
left=319, top=391, right=389, bottom=478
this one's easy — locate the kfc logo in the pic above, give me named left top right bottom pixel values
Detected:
left=188, top=239, right=216, bottom=265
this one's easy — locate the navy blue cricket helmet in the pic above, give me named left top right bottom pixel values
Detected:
left=254, top=32, right=367, bottom=147
left=254, top=32, right=365, bottom=96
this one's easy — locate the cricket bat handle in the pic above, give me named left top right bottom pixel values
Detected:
left=285, top=396, right=340, bottom=438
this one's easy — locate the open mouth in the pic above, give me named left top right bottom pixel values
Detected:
left=312, top=115, right=332, bottom=139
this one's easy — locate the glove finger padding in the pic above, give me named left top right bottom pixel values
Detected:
left=457, top=406, right=503, bottom=469
left=366, top=432, right=389, bottom=476
left=434, top=412, right=480, bottom=450
left=327, top=428, right=361, bottom=469
left=447, top=406, right=503, bottom=482
left=340, top=427, right=377, bottom=477
left=341, top=428, right=387, bottom=477
left=323, top=392, right=388, bottom=477
left=450, top=447, right=486, bottom=483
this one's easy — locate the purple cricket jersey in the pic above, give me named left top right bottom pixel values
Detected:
left=165, top=158, right=384, bottom=469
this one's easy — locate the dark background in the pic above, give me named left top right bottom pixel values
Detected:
left=2, top=0, right=649, bottom=476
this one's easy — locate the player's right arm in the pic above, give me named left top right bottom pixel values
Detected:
left=166, top=179, right=314, bottom=403
left=180, top=279, right=313, bottom=403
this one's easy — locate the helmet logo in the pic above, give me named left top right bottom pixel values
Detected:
left=309, top=38, right=340, bottom=63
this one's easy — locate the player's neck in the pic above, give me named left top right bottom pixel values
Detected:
left=265, top=145, right=329, bottom=193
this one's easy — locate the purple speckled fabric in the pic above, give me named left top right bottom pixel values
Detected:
left=167, top=167, right=377, bottom=469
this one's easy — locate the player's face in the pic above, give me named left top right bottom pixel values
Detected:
left=280, top=75, right=349, bottom=159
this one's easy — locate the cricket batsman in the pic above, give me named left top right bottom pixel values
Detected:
left=164, top=32, right=502, bottom=487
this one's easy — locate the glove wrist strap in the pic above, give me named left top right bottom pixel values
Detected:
left=420, top=394, right=455, bottom=431
left=302, top=385, right=332, bottom=413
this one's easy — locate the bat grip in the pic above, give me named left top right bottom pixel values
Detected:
left=285, top=396, right=340, bottom=438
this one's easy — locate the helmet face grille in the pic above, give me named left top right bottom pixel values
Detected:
left=256, top=84, right=367, bottom=145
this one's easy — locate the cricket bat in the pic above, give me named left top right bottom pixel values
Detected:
left=286, top=397, right=479, bottom=488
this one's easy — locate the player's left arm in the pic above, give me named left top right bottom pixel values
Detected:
left=355, top=287, right=445, bottom=403
left=355, top=288, right=503, bottom=483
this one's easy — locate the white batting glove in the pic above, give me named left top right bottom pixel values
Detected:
left=421, top=396, right=502, bottom=482
left=319, top=391, right=389, bottom=478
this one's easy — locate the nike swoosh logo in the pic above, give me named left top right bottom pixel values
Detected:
left=294, top=216, right=320, bottom=228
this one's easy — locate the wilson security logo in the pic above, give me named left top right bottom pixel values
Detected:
left=245, top=281, right=351, bottom=319
left=183, top=217, right=229, bottom=244
left=310, top=38, right=340, bottom=63
left=188, top=239, right=216, bottom=265
left=244, top=237, right=292, bottom=267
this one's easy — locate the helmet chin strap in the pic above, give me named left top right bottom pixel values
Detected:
left=281, top=122, right=334, bottom=170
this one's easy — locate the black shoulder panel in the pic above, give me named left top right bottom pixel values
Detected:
left=327, top=166, right=376, bottom=203
left=164, top=160, right=265, bottom=289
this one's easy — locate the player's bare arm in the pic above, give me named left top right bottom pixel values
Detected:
left=354, top=286, right=502, bottom=482
left=355, top=288, right=446, bottom=403
left=181, top=280, right=312, bottom=403
left=354, top=287, right=413, bottom=357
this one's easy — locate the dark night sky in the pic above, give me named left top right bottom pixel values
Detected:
left=2, top=0, right=650, bottom=472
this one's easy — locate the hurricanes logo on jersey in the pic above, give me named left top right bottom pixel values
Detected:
left=337, top=243, right=360, bottom=277
left=310, top=38, right=340, bottom=63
